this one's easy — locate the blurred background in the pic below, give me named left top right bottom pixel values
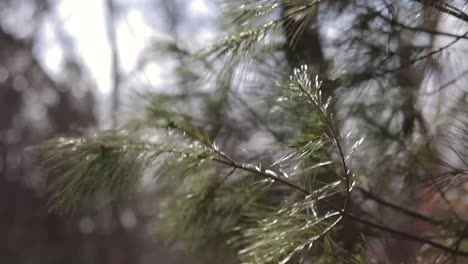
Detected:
left=0, top=0, right=214, bottom=263
left=2, top=0, right=468, bottom=263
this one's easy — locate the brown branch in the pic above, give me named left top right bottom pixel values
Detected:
left=420, top=69, right=468, bottom=96
left=188, top=85, right=467, bottom=256
left=369, top=2, right=467, bottom=41
left=357, top=187, right=443, bottom=226
left=212, top=156, right=310, bottom=195
left=380, top=30, right=468, bottom=75
left=294, top=76, right=353, bottom=212
left=412, top=0, right=468, bottom=24
left=345, top=212, right=468, bottom=257
left=211, top=149, right=468, bottom=257
left=449, top=224, right=468, bottom=263
left=380, top=15, right=468, bottom=41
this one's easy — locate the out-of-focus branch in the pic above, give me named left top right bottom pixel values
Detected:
left=106, top=0, right=121, bottom=127
left=412, top=0, right=468, bottom=23
left=210, top=147, right=468, bottom=257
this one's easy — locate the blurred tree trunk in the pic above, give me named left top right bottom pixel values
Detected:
left=0, top=26, right=99, bottom=263
left=384, top=8, right=441, bottom=263
left=282, top=1, right=327, bottom=76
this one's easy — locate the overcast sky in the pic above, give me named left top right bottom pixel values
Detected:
left=35, top=0, right=216, bottom=127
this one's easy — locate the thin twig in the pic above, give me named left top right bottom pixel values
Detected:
left=357, top=187, right=443, bottom=226
left=380, top=31, right=468, bottom=75
left=448, top=224, right=468, bottom=264
left=412, top=0, right=468, bottom=24
left=376, top=12, right=468, bottom=41
left=345, top=212, right=468, bottom=257
left=295, top=76, right=353, bottom=212
left=420, top=69, right=468, bottom=96
left=210, top=148, right=468, bottom=257
left=212, top=156, right=310, bottom=194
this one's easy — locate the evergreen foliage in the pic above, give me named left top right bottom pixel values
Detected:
left=39, top=0, right=468, bottom=263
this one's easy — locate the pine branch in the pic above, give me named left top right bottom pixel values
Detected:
left=357, top=187, right=444, bottom=226
left=39, top=130, right=211, bottom=212
left=203, top=0, right=323, bottom=66
left=412, top=0, right=468, bottom=23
